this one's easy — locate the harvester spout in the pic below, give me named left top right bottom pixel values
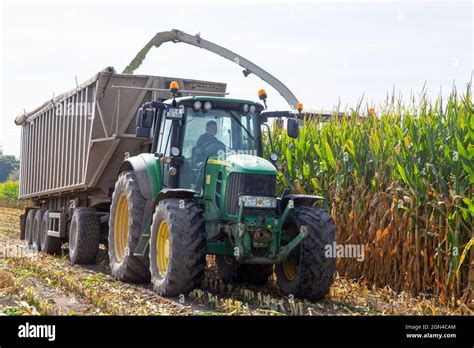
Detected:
left=123, top=29, right=300, bottom=110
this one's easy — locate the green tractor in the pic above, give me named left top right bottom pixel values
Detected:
left=108, top=83, right=336, bottom=300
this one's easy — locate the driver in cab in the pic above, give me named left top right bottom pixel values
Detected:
left=196, top=120, right=218, bottom=149
left=193, top=119, right=227, bottom=165
left=192, top=120, right=221, bottom=188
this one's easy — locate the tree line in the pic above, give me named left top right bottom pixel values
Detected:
left=0, top=146, right=20, bottom=182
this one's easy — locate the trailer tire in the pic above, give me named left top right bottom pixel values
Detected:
left=24, top=209, right=37, bottom=248
left=40, top=210, right=62, bottom=255
left=69, top=208, right=100, bottom=264
left=149, top=198, right=206, bottom=296
left=216, top=256, right=273, bottom=286
left=276, top=206, right=336, bottom=300
left=32, top=209, right=45, bottom=252
left=19, top=213, right=27, bottom=240
left=108, top=171, right=150, bottom=283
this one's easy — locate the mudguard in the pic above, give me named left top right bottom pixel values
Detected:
left=279, top=194, right=326, bottom=211
left=119, top=154, right=162, bottom=201
left=154, top=188, right=198, bottom=205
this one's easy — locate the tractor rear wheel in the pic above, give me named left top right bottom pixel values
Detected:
left=108, top=171, right=150, bottom=283
left=24, top=209, right=37, bottom=249
left=149, top=198, right=206, bottom=296
left=69, top=208, right=100, bottom=264
left=216, top=256, right=273, bottom=286
left=275, top=206, right=336, bottom=300
left=40, top=210, right=62, bottom=255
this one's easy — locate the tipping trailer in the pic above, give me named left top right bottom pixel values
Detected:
left=16, top=67, right=226, bottom=255
left=16, top=30, right=336, bottom=300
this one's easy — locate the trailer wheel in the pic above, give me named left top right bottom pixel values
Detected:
left=149, top=198, right=206, bottom=296
left=69, top=208, right=100, bottom=264
left=108, top=171, right=150, bottom=283
left=216, top=256, right=273, bottom=285
left=24, top=209, right=37, bottom=248
left=276, top=206, right=336, bottom=300
left=19, top=213, right=27, bottom=240
left=32, top=209, right=45, bottom=252
left=40, top=210, right=62, bottom=255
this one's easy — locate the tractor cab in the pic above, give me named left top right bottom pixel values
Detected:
left=157, top=96, right=266, bottom=191
left=135, top=83, right=301, bottom=194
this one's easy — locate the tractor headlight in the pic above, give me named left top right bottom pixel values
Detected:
left=242, top=104, right=250, bottom=113
left=193, top=101, right=202, bottom=110
left=170, top=147, right=180, bottom=156
left=204, top=101, right=212, bottom=111
left=239, top=195, right=277, bottom=209
left=249, top=105, right=256, bottom=114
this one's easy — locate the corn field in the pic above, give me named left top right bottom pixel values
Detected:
left=265, top=85, right=473, bottom=303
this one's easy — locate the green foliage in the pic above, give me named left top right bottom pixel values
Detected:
left=0, top=181, right=19, bottom=206
left=7, top=169, right=20, bottom=182
left=0, top=146, right=20, bottom=183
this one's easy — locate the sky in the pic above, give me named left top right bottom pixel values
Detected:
left=0, top=0, right=472, bottom=157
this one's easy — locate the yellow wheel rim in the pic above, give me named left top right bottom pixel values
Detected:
left=114, top=193, right=129, bottom=262
left=156, top=220, right=170, bottom=277
left=282, top=261, right=298, bottom=281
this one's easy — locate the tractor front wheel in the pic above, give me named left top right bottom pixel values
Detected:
left=276, top=206, right=336, bottom=300
left=149, top=198, right=206, bottom=296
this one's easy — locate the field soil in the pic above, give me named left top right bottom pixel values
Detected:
left=0, top=207, right=471, bottom=316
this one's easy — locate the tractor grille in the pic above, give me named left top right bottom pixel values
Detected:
left=226, top=173, right=276, bottom=215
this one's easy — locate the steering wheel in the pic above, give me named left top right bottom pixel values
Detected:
left=202, top=140, right=226, bottom=157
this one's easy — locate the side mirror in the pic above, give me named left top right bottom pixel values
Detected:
left=136, top=108, right=154, bottom=138
left=287, top=118, right=299, bottom=138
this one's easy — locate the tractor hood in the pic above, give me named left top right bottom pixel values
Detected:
left=210, top=154, right=277, bottom=175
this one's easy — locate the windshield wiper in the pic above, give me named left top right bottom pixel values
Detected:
left=229, top=111, right=255, bottom=142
